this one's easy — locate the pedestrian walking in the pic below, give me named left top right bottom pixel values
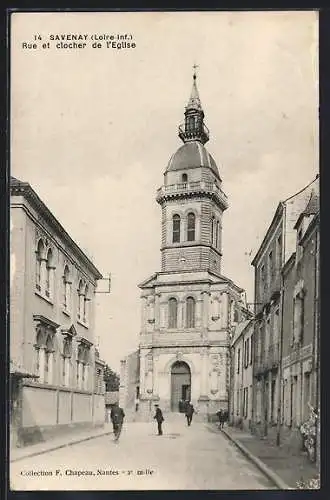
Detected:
left=110, top=402, right=125, bottom=442
left=216, top=409, right=224, bottom=429
left=185, top=401, right=195, bottom=426
left=153, top=404, right=164, bottom=435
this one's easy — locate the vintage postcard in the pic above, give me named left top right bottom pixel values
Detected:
left=9, top=10, right=319, bottom=491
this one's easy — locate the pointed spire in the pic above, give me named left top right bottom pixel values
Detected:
left=186, top=66, right=202, bottom=111
left=178, top=66, right=209, bottom=145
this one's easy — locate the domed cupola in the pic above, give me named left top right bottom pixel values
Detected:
left=166, top=142, right=220, bottom=180
left=165, top=68, right=221, bottom=181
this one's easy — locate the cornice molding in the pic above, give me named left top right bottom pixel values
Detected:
left=33, top=314, right=59, bottom=330
left=11, top=183, right=102, bottom=281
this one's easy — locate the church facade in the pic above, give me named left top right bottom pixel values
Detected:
left=120, top=73, right=250, bottom=419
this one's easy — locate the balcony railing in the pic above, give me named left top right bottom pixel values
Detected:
left=178, top=123, right=209, bottom=143
left=156, top=181, right=228, bottom=209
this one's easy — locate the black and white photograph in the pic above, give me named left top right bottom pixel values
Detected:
left=9, top=10, right=320, bottom=490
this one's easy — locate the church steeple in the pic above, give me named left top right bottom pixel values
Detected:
left=179, top=66, right=210, bottom=145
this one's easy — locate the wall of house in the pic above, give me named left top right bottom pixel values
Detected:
left=10, top=193, right=104, bottom=446
left=20, top=383, right=104, bottom=445
left=231, top=322, right=254, bottom=430
left=281, top=221, right=318, bottom=431
left=10, top=205, right=27, bottom=371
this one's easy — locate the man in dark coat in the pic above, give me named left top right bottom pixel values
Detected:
left=216, top=409, right=224, bottom=429
left=110, top=402, right=125, bottom=441
left=185, top=401, right=195, bottom=426
left=153, top=404, right=164, bottom=435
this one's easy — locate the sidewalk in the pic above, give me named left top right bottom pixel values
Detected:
left=10, top=423, right=113, bottom=463
left=215, top=424, right=318, bottom=489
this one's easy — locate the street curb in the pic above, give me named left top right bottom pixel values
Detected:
left=220, top=427, right=292, bottom=490
left=10, top=430, right=113, bottom=464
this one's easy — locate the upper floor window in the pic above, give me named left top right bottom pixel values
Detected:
left=293, top=289, right=305, bottom=346
left=45, top=248, right=55, bottom=299
left=168, top=298, right=178, bottom=329
left=77, top=281, right=91, bottom=325
left=246, top=339, right=250, bottom=368
left=237, top=348, right=241, bottom=374
left=172, top=215, right=181, bottom=243
left=36, top=239, right=45, bottom=291
left=63, top=265, right=71, bottom=312
left=83, top=284, right=90, bottom=324
left=78, top=280, right=85, bottom=322
left=187, top=212, right=196, bottom=241
left=249, top=335, right=253, bottom=365
left=186, top=296, right=196, bottom=328
left=181, top=173, right=188, bottom=183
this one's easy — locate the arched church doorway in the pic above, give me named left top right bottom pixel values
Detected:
left=171, top=361, right=191, bottom=412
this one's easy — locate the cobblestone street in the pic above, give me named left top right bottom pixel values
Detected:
left=10, top=416, right=274, bottom=490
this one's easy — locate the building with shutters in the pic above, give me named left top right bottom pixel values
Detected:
left=281, top=189, right=319, bottom=435
left=120, top=72, right=250, bottom=420
left=10, top=176, right=106, bottom=447
left=251, top=176, right=319, bottom=440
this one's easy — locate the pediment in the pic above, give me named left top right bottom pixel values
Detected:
left=138, top=273, right=158, bottom=289
left=61, top=324, right=78, bottom=337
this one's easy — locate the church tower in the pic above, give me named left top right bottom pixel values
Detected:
left=157, top=70, right=228, bottom=275
left=133, top=71, right=249, bottom=419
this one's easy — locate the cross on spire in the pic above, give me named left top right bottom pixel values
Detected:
left=193, top=63, right=199, bottom=80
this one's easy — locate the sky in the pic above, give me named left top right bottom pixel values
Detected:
left=11, top=11, right=319, bottom=373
